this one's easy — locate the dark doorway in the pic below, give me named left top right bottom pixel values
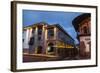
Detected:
left=47, top=43, right=54, bottom=53
left=37, top=46, right=43, bottom=54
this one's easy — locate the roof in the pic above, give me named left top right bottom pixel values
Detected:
left=24, top=22, right=49, bottom=28
left=53, top=24, right=74, bottom=41
left=72, top=13, right=91, bottom=31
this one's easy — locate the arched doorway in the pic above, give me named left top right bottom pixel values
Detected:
left=37, top=46, right=43, bottom=54
left=47, top=43, right=54, bottom=53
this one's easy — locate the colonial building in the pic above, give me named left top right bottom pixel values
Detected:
left=23, top=22, right=76, bottom=58
left=72, top=13, right=91, bottom=59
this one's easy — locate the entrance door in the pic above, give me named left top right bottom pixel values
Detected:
left=37, top=46, right=42, bottom=54
left=47, top=43, right=54, bottom=53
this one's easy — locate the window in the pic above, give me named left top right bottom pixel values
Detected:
left=38, top=29, right=42, bottom=35
left=38, top=37, right=41, bottom=41
left=48, top=29, right=54, bottom=36
left=38, top=27, right=42, bottom=35
left=32, top=28, right=35, bottom=34
left=23, top=39, right=24, bottom=42
left=83, top=26, right=88, bottom=34
left=28, top=37, right=34, bottom=45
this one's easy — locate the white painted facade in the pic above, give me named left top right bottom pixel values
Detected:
left=80, top=36, right=90, bottom=52
left=23, top=28, right=32, bottom=49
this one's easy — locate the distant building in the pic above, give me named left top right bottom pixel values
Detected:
left=72, top=13, right=91, bottom=59
left=23, top=22, right=76, bottom=58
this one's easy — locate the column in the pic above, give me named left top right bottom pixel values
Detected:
left=34, top=27, right=38, bottom=54
left=54, top=27, right=57, bottom=56
left=44, top=28, right=48, bottom=54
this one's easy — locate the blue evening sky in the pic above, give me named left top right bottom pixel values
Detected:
left=23, top=10, right=83, bottom=44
